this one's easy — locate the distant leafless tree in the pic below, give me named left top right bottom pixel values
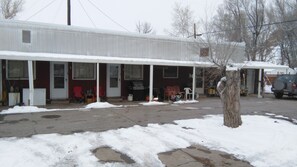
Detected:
left=270, top=0, right=297, bottom=68
left=212, top=0, right=278, bottom=62
left=0, top=0, right=24, bottom=19
left=135, top=21, right=154, bottom=34
left=168, top=2, right=195, bottom=38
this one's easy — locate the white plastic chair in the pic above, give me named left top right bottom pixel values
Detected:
left=184, top=87, right=192, bottom=100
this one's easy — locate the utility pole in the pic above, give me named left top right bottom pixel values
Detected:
left=67, top=0, right=71, bottom=25
left=194, top=23, right=197, bottom=39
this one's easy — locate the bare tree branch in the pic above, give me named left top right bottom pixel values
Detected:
left=1, top=0, right=24, bottom=19
left=135, top=21, right=154, bottom=34
left=169, top=2, right=196, bottom=38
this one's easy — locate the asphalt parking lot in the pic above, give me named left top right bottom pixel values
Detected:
left=0, top=94, right=296, bottom=167
left=0, top=94, right=296, bottom=138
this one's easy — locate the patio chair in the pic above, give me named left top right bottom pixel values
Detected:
left=72, top=86, right=84, bottom=103
left=164, top=86, right=183, bottom=101
left=184, top=87, right=192, bottom=100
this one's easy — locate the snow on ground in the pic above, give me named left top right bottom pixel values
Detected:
left=0, top=102, right=121, bottom=114
left=140, top=101, right=168, bottom=106
left=85, top=102, right=122, bottom=109
left=0, top=115, right=296, bottom=167
left=173, top=100, right=198, bottom=104
left=0, top=106, right=62, bottom=115
left=265, top=112, right=297, bottom=124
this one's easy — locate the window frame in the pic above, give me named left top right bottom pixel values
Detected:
left=163, top=66, right=179, bottom=79
left=72, top=63, right=96, bottom=80
left=124, top=65, right=143, bottom=80
left=22, top=30, right=31, bottom=44
left=6, top=60, right=36, bottom=80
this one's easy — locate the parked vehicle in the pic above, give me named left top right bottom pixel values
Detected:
left=271, top=74, right=297, bottom=98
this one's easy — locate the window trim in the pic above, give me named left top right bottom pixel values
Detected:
left=6, top=60, right=36, bottom=80
left=124, top=65, right=143, bottom=80
left=72, top=63, right=96, bottom=80
left=163, top=66, right=179, bottom=79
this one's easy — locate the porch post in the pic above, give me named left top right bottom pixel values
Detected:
left=258, top=69, right=262, bottom=98
left=28, top=60, right=34, bottom=106
left=192, top=66, right=196, bottom=100
left=96, top=63, right=100, bottom=102
left=149, top=64, right=154, bottom=102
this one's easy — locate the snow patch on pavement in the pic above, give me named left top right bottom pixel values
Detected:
left=140, top=101, right=168, bottom=106
left=173, top=100, right=198, bottom=104
left=85, top=102, right=122, bottom=109
left=0, top=115, right=296, bottom=167
left=0, top=106, right=61, bottom=114
left=0, top=102, right=122, bottom=115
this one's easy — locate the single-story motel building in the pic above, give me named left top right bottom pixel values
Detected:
left=0, top=20, right=288, bottom=106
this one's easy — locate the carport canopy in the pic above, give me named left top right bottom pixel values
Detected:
left=234, top=61, right=289, bottom=98
left=0, top=51, right=289, bottom=103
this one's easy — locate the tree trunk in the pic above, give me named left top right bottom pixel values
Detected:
left=223, top=70, right=242, bottom=128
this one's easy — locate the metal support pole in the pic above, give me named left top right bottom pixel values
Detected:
left=96, top=63, right=100, bottom=102
left=28, top=60, right=34, bottom=106
left=192, top=66, right=196, bottom=100
left=258, top=69, right=262, bottom=98
left=149, top=65, right=154, bottom=102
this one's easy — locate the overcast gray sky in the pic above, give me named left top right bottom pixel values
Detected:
left=18, top=0, right=224, bottom=35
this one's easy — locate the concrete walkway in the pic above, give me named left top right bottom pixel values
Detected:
left=0, top=95, right=296, bottom=166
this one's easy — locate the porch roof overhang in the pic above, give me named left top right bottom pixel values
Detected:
left=0, top=51, right=214, bottom=67
left=233, top=61, right=289, bottom=70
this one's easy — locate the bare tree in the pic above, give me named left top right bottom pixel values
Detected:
left=168, top=2, right=195, bottom=38
left=271, top=0, right=297, bottom=68
left=135, top=21, right=154, bottom=34
left=196, top=18, right=242, bottom=128
left=212, top=0, right=278, bottom=62
left=0, top=0, right=24, bottom=19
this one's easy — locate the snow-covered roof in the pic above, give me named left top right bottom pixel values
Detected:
left=265, top=68, right=296, bottom=75
left=0, top=51, right=214, bottom=67
left=234, top=61, right=289, bottom=69
left=0, top=51, right=289, bottom=70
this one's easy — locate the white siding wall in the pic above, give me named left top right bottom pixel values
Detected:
left=0, top=20, right=245, bottom=62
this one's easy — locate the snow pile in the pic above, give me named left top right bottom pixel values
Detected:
left=140, top=101, right=168, bottom=106
left=0, top=115, right=296, bottom=167
left=174, top=100, right=198, bottom=104
left=0, top=102, right=121, bottom=114
left=0, top=106, right=56, bottom=114
left=85, top=102, right=121, bottom=109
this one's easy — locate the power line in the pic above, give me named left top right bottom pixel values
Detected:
left=77, top=0, right=97, bottom=28
left=200, top=19, right=297, bottom=35
left=86, top=0, right=130, bottom=32
left=25, top=0, right=59, bottom=21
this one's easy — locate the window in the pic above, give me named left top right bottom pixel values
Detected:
left=124, top=65, right=143, bottom=80
left=7, top=60, right=35, bottom=80
left=163, top=66, right=178, bottom=78
left=200, top=47, right=209, bottom=57
left=22, top=30, right=31, bottom=43
left=72, top=63, right=95, bottom=80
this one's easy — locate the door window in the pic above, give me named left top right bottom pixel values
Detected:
left=110, top=65, right=119, bottom=88
left=54, top=64, right=65, bottom=88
